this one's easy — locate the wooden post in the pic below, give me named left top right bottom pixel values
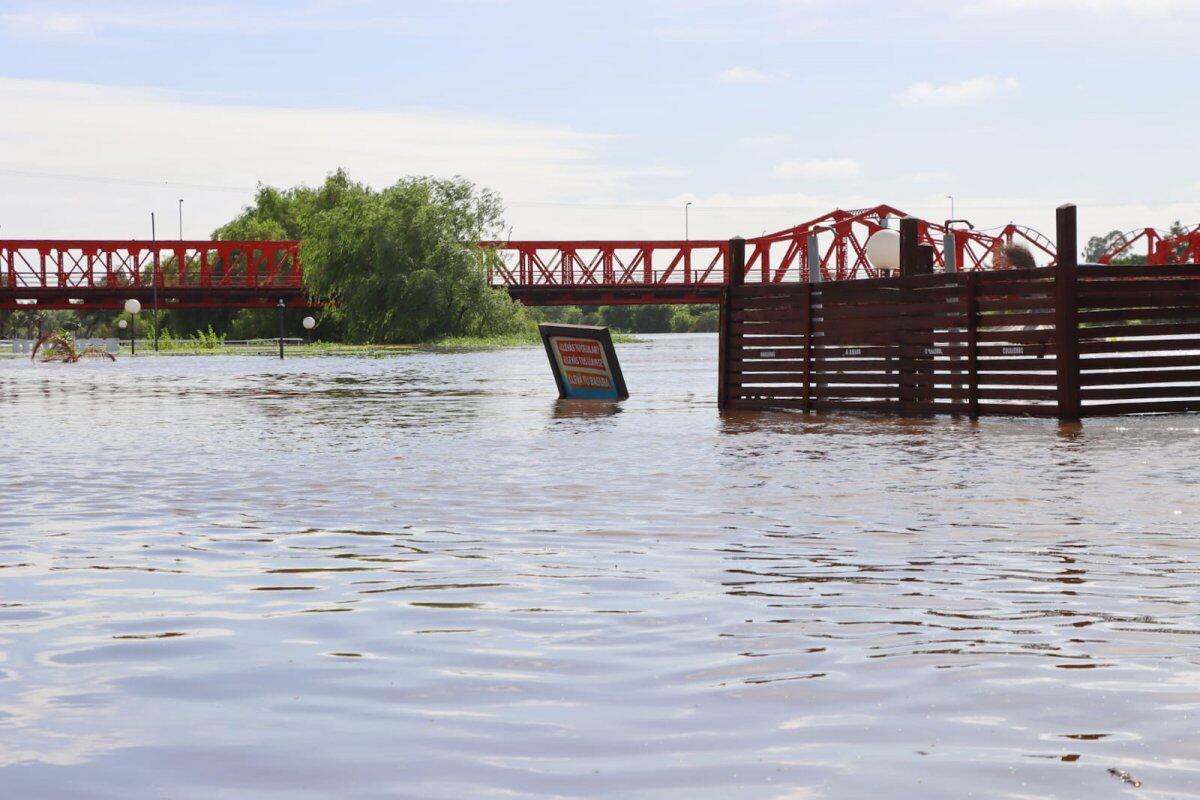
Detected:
left=802, top=282, right=813, bottom=413
left=897, top=219, right=928, bottom=413
left=1054, top=204, right=1082, bottom=421
left=899, top=217, right=920, bottom=277
left=967, top=271, right=980, bottom=419
left=917, top=244, right=935, bottom=275
left=717, top=237, right=746, bottom=410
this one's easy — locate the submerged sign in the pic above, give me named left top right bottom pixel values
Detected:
left=539, top=324, right=629, bottom=400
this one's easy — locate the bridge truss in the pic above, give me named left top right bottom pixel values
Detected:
left=484, top=204, right=1062, bottom=305
left=0, top=240, right=305, bottom=311
left=1098, top=225, right=1200, bottom=265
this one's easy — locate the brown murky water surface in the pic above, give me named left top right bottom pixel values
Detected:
left=2, top=334, right=1199, bottom=799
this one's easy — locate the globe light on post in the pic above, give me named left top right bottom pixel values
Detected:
left=865, top=229, right=901, bottom=275
left=123, top=298, right=141, bottom=355
left=302, top=315, right=316, bottom=345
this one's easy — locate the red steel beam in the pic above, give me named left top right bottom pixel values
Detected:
left=1099, top=225, right=1200, bottom=265
left=0, top=239, right=307, bottom=310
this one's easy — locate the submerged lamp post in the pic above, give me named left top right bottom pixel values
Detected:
left=150, top=212, right=159, bottom=353
left=124, top=298, right=141, bottom=355
left=117, top=318, right=128, bottom=353
left=277, top=298, right=286, bottom=360
left=302, top=315, right=316, bottom=344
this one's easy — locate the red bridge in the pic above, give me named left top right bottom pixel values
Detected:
left=5, top=205, right=1199, bottom=311
left=487, top=204, right=1200, bottom=305
left=0, top=239, right=304, bottom=311
left=485, top=204, right=1060, bottom=305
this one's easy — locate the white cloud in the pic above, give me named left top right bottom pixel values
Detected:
left=0, top=4, right=409, bottom=35
left=904, top=171, right=956, bottom=183
left=965, top=0, right=1199, bottom=13
left=739, top=134, right=792, bottom=148
left=718, top=67, right=772, bottom=84
left=0, top=77, right=677, bottom=238
left=772, top=159, right=863, bottom=179
left=897, top=76, right=1019, bottom=107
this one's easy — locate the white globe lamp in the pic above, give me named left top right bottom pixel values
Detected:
left=865, top=229, right=901, bottom=272
left=302, top=316, right=316, bottom=330
left=117, top=319, right=127, bottom=329
left=124, top=298, right=141, bottom=315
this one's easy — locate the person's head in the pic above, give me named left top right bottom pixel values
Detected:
left=998, top=244, right=1037, bottom=270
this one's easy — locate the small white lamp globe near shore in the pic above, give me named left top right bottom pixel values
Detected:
left=865, top=229, right=901, bottom=276
left=302, top=315, right=316, bottom=344
left=123, top=299, right=141, bottom=355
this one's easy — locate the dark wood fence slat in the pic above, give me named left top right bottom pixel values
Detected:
left=1077, top=263, right=1200, bottom=280
left=1082, top=384, right=1200, bottom=400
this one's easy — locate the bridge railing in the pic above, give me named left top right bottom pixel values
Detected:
left=481, top=240, right=731, bottom=288
left=0, top=240, right=302, bottom=291
left=479, top=206, right=1068, bottom=300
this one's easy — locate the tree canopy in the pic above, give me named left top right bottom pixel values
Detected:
left=214, top=170, right=528, bottom=343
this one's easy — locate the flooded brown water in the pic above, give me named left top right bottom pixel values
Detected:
left=2, top=333, right=1199, bottom=799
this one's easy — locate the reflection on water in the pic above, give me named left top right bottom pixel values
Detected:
left=1, top=334, right=1199, bottom=798
left=552, top=398, right=623, bottom=420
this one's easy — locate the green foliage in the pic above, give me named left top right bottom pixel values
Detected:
left=214, top=170, right=529, bottom=344
left=536, top=303, right=718, bottom=333
left=191, top=325, right=226, bottom=349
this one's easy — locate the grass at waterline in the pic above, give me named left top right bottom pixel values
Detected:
left=3, top=331, right=641, bottom=359
left=430, top=331, right=638, bottom=350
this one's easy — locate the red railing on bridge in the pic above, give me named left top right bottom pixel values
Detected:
left=483, top=204, right=1063, bottom=305
left=0, top=240, right=305, bottom=310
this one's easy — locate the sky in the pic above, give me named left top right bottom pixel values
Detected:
left=1, top=0, right=1198, bottom=245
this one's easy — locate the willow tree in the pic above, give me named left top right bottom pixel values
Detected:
left=214, top=170, right=527, bottom=343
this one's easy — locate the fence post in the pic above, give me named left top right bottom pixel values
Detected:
left=900, top=217, right=920, bottom=277
left=1054, top=204, right=1081, bottom=421
left=967, top=271, right=979, bottom=419
left=803, top=281, right=813, bottom=413
left=717, top=237, right=746, bottom=410
left=917, top=244, right=935, bottom=275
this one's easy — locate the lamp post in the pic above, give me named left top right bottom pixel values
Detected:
left=302, top=315, right=316, bottom=345
left=277, top=298, right=286, bottom=360
left=150, top=212, right=159, bottom=352
left=124, top=298, right=141, bottom=355
left=946, top=195, right=955, bottom=223
left=117, top=318, right=128, bottom=354
left=178, top=199, right=184, bottom=240
left=685, top=201, right=692, bottom=241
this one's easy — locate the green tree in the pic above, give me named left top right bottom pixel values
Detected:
left=1085, top=229, right=1150, bottom=266
left=214, top=170, right=528, bottom=343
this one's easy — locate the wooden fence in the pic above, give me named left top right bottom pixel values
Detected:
left=718, top=205, right=1200, bottom=420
